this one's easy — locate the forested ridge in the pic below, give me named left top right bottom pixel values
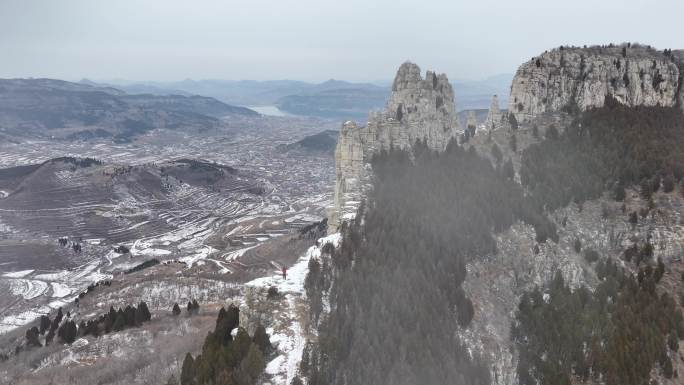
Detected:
left=513, top=99, right=684, bottom=385
left=304, top=98, right=684, bottom=385
left=514, top=257, right=683, bottom=385
left=304, top=141, right=557, bottom=385
left=521, top=96, right=684, bottom=210
left=21, top=301, right=152, bottom=355
left=173, top=304, right=271, bottom=385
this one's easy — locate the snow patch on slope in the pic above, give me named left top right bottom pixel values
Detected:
left=246, top=233, right=340, bottom=385
left=2, top=269, right=34, bottom=278
left=50, top=282, right=72, bottom=298
left=9, top=278, right=49, bottom=299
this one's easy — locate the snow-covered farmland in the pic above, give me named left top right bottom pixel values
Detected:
left=0, top=116, right=336, bottom=384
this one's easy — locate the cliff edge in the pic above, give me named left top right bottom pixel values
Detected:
left=328, top=62, right=460, bottom=232
left=509, top=44, right=683, bottom=122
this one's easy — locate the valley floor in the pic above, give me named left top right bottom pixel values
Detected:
left=0, top=115, right=336, bottom=384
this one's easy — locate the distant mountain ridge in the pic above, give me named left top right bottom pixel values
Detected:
left=94, top=78, right=323, bottom=106
left=119, top=94, right=257, bottom=118
left=0, top=78, right=258, bottom=142
left=95, top=75, right=513, bottom=121
left=275, top=86, right=388, bottom=120
left=277, top=129, right=338, bottom=154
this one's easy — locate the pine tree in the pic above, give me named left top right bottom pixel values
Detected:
left=104, top=314, right=113, bottom=333
left=664, top=357, right=674, bottom=378
left=651, top=175, right=661, bottom=193
left=25, top=326, right=41, bottom=347
left=491, top=143, right=503, bottom=165
left=213, top=307, right=230, bottom=343
left=233, top=328, right=252, bottom=360
left=545, top=125, right=559, bottom=140
left=508, top=112, right=519, bottom=130
left=629, top=211, right=638, bottom=225
left=67, top=321, right=77, bottom=343
left=509, top=134, right=517, bottom=152
left=113, top=312, right=127, bottom=331
left=136, top=301, right=151, bottom=324
left=124, top=305, right=136, bottom=326
left=50, top=317, right=60, bottom=333
left=641, top=178, right=653, bottom=199
left=215, top=369, right=234, bottom=385
left=663, top=173, right=675, bottom=192
left=54, top=307, right=64, bottom=326
left=252, top=324, right=271, bottom=354
left=238, top=344, right=265, bottom=385
left=456, top=297, right=475, bottom=326
left=226, top=304, right=240, bottom=337
left=45, top=328, right=55, bottom=345
left=216, top=307, right=227, bottom=326
left=573, top=238, right=582, bottom=253
left=668, top=333, right=679, bottom=351
left=39, top=315, right=51, bottom=335
left=172, top=303, right=182, bottom=316
left=655, top=258, right=665, bottom=282
left=583, top=249, right=599, bottom=263
left=503, top=159, right=515, bottom=180
left=58, top=321, right=77, bottom=344
left=135, top=305, right=145, bottom=325
left=613, top=182, right=626, bottom=201
left=142, top=301, right=152, bottom=321
left=180, top=353, right=195, bottom=385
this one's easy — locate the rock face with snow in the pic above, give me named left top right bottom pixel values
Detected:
left=329, top=62, right=460, bottom=232
left=509, top=45, right=683, bottom=122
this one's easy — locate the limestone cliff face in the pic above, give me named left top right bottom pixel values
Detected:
left=369, top=62, right=458, bottom=152
left=329, top=121, right=367, bottom=231
left=329, top=62, right=459, bottom=232
left=484, top=94, right=506, bottom=131
left=675, top=50, right=684, bottom=109
left=510, top=45, right=682, bottom=122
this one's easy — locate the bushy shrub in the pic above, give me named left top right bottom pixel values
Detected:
left=583, top=248, right=599, bottom=262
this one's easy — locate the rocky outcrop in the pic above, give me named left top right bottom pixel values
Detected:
left=466, top=111, right=477, bottom=131
left=371, top=62, right=458, bottom=152
left=674, top=50, right=684, bottom=109
left=329, top=121, right=367, bottom=231
left=484, top=94, right=505, bottom=131
left=509, top=45, right=682, bottom=122
left=328, top=62, right=459, bottom=232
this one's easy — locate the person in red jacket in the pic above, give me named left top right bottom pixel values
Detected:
left=282, top=266, right=287, bottom=280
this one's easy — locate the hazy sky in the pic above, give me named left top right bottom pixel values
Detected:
left=0, top=0, right=681, bottom=82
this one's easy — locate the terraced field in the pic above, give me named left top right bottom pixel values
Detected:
left=0, top=114, right=336, bottom=345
